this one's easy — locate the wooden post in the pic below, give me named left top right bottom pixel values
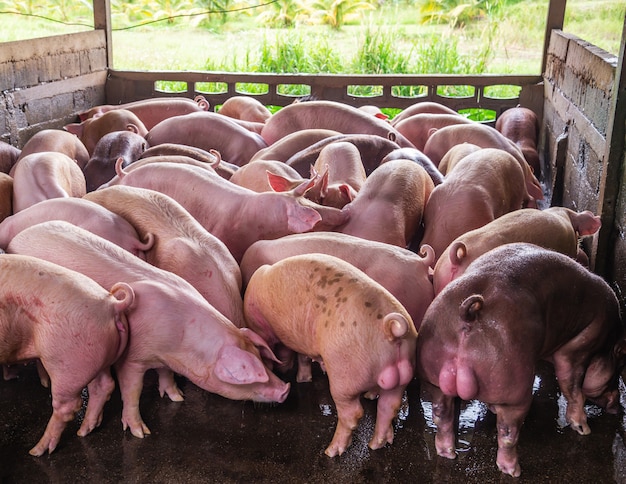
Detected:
left=592, top=15, right=626, bottom=277
left=541, top=0, right=567, bottom=74
left=93, top=0, right=113, bottom=68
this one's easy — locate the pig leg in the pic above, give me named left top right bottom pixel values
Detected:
left=552, top=352, right=591, bottom=435
left=77, top=370, right=116, bottom=437
left=491, top=400, right=531, bottom=478
left=30, top=389, right=83, bottom=456
left=425, top=382, right=457, bottom=459
left=369, top=386, right=404, bottom=449
left=325, top=393, right=364, bottom=457
left=116, top=362, right=152, bottom=438
left=296, top=353, right=313, bottom=383
left=36, top=360, right=50, bottom=388
left=157, top=367, right=185, bottom=401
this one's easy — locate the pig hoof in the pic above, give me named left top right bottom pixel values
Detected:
left=571, top=422, right=591, bottom=436
left=497, top=460, right=521, bottom=478
left=363, top=390, right=378, bottom=400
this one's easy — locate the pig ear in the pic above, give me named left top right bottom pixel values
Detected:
left=449, top=241, right=467, bottom=266
left=267, top=172, right=299, bottom=193
left=64, top=123, right=84, bottom=137
left=383, top=312, right=411, bottom=341
left=459, top=294, right=483, bottom=323
left=215, top=346, right=270, bottom=385
left=286, top=203, right=322, bottom=233
left=574, top=211, right=602, bottom=236
left=240, top=328, right=282, bottom=364
left=292, top=177, right=316, bottom=197
left=338, top=184, right=355, bottom=203
left=125, top=123, right=140, bottom=134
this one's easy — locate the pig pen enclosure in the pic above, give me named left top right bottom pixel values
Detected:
left=1, top=0, right=626, bottom=482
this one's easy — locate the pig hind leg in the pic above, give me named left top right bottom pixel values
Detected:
left=325, top=381, right=364, bottom=456
left=369, top=386, right=404, bottom=450
left=425, top=382, right=457, bottom=459
left=116, top=362, right=152, bottom=438
left=77, top=369, right=116, bottom=437
left=492, top=400, right=532, bottom=477
left=157, top=367, right=184, bottom=401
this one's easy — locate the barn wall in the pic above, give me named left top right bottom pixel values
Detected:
left=0, top=31, right=108, bottom=148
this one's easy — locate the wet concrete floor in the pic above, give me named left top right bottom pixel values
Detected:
left=1, top=361, right=625, bottom=483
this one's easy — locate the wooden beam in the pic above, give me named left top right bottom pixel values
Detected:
left=93, top=0, right=113, bottom=68
left=541, top=0, right=567, bottom=74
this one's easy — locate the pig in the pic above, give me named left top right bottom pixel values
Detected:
left=229, top=159, right=307, bottom=193
left=335, top=159, right=434, bottom=248
left=310, top=141, right=366, bottom=208
left=217, top=95, right=272, bottom=123
left=250, top=128, right=341, bottom=163
left=390, top=101, right=460, bottom=126
left=243, top=253, right=418, bottom=457
left=64, top=109, right=149, bottom=156
left=422, top=123, right=544, bottom=203
left=437, top=142, right=481, bottom=175
left=0, top=173, right=12, bottom=222
left=7, top=221, right=290, bottom=439
left=16, top=129, right=90, bottom=170
left=0, top=253, right=134, bottom=455
left=393, top=113, right=474, bottom=151
left=260, top=100, right=415, bottom=148
left=496, top=106, right=541, bottom=176
left=12, top=151, right=87, bottom=213
left=0, top=141, right=20, bottom=174
left=83, top=131, right=148, bottom=192
left=285, top=134, right=401, bottom=177
left=0, top=197, right=153, bottom=259
left=84, top=185, right=245, bottom=328
left=416, top=242, right=626, bottom=477
left=78, top=96, right=210, bottom=129
left=380, top=147, right=444, bottom=186
left=240, top=231, right=435, bottom=328
left=113, top=161, right=349, bottom=262
left=358, top=104, right=390, bottom=121
left=145, top=111, right=268, bottom=166
left=420, top=148, right=530, bottom=260
left=432, top=207, right=602, bottom=294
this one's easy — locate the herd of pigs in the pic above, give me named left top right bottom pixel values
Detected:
left=0, top=94, right=624, bottom=478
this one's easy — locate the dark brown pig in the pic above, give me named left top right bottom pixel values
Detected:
left=7, top=221, right=290, bottom=439
left=432, top=207, right=602, bottom=294
left=65, top=109, right=149, bottom=156
left=0, top=197, right=153, bottom=259
left=335, top=159, right=434, bottom=248
left=78, top=96, right=210, bottom=129
left=244, top=253, right=417, bottom=456
left=12, top=151, right=87, bottom=212
left=393, top=113, right=473, bottom=150
left=380, top=147, right=444, bottom=186
left=83, top=131, right=148, bottom=191
left=114, top=162, right=349, bottom=262
left=16, top=129, right=89, bottom=170
left=145, top=111, right=267, bottom=166
left=422, top=123, right=544, bottom=203
left=0, top=253, right=134, bottom=455
left=240, top=232, right=435, bottom=329
left=261, top=100, right=415, bottom=148
left=84, top=185, right=245, bottom=328
left=0, top=141, right=20, bottom=174
left=420, top=148, right=529, bottom=260
left=496, top=106, right=541, bottom=176
left=417, top=242, right=625, bottom=477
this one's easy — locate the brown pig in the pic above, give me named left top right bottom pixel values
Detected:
left=437, top=142, right=481, bottom=176
left=0, top=173, right=12, bottom=222
left=84, top=185, right=245, bottom=328
left=113, top=162, right=349, bottom=262
left=12, top=151, right=87, bottom=212
left=335, top=159, right=434, bottom=248
left=244, top=253, right=418, bottom=457
left=240, top=231, right=435, bottom=329
left=0, top=141, right=20, bottom=174
left=0, top=253, right=134, bottom=455
left=16, top=129, right=89, bottom=170
left=432, top=207, right=602, bottom=294
left=496, top=106, right=541, bottom=176
left=7, top=221, right=290, bottom=440
left=64, top=109, right=149, bottom=156
left=420, top=148, right=529, bottom=260
left=393, top=113, right=473, bottom=151
left=416, top=243, right=625, bottom=477
left=390, top=101, right=460, bottom=126
left=217, top=95, right=272, bottom=123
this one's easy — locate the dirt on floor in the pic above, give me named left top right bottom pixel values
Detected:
left=1, top=361, right=625, bottom=483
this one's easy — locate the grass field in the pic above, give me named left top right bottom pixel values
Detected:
left=0, top=0, right=623, bottom=75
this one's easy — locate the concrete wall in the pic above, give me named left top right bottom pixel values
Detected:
left=0, top=31, right=108, bottom=148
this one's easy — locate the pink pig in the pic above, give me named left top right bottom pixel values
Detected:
left=0, top=253, right=133, bottom=455
left=114, top=161, right=349, bottom=262
left=240, top=231, right=435, bottom=330
left=250, top=128, right=341, bottom=163
left=84, top=185, right=246, bottom=328
left=217, top=95, right=272, bottom=123
left=12, top=151, right=87, bottom=212
left=16, top=129, right=90, bottom=171
left=420, top=148, right=530, bottom=260
left=0, top=197, right=153, bottom=259
left=393, top=113, right=473, bottom=151
left=244, top=253, right=417, bottom=457
left=432, top=207, right=602, bottom=294
left=229, top=159, right=307, bottom=193
left=390, top=101, right=460, bottom=126
left=335, top=159, right=434, bottom=248
left=7, top=220, right=290, bottom=439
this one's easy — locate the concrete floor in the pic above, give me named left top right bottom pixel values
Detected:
left=1, top=361, right=625, bottom=483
